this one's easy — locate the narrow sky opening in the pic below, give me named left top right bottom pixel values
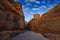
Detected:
left=14, top=0, right=60, bottom=22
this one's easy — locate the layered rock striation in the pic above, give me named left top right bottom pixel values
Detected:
left=37, top=4, right=60, bottom=34
left=0, top=0, right=25, bottom=31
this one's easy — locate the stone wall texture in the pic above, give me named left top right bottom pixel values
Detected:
left=0, top=0, right=25, bottom=31
left=37, top=4, right=60, bottom=34
left=26, top=14, right=40, bottom=32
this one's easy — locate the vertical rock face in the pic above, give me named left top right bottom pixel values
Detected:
left=26, top=14, right=40, bottom=32
left=37, top=4, right=60, bottom=34
left=0, top=0, right=25, bottom=31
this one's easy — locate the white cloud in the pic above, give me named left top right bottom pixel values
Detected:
left=48, top=4, right=52, bottom=7
left=26, top=3, right=32, bottom=6
left=24, top=7, right=30, bottom=10
left=32, top=8, right=40, bottom=10
left=41, top=6, right=47, bottom=8
left=25, top=0, right=36, bottom=2
left=35, top=1, right=40, bottom=4
left=31, top=5, right=47, bottom=11
left=49, top=5, right=53, bottom=6
left=30, top=12, right=34, bottom=14
left=22, top=5, right=25, bottom=8
left=25, top=0, right=40, bottom=4
left=39, top=7, right=42, bottom=9
left=47, top=3, right=53, bottom=7
left=32, top=5, right=46, bottom=11
left=23, top=7, right=30, bottom=12
left=38, top=6, right=47, bottom=9
left=30, top=0, right=36, bottom=2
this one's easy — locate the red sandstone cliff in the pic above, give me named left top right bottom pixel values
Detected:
left=26, top=14, right=40, bottom=32
left=37, top=4, right=60, bottom=34
left=26, top=4, right=60, bottom=40
left=0, top=0, right=25, bottom=30
left=0, top=0, right=25, bottom=40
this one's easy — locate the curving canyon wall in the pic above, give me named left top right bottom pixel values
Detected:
left=0, top=0, right=25, bottom=31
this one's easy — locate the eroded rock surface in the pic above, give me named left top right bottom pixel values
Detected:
left=37, top=4, right=60, bottom=34
left=0, top=0, right=25, bottom=30
left=26, top=4, right=60, bottom=40
left=26, top=14, right=40, bottom=32
left=44, top=33, right=60, bottom=40
left=24, top=4, right=60, bottom=40
left=0, top=0, right=25, bottom=40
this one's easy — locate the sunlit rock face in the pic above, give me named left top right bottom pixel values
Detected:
left=37, top=4, right=60, bottom=34
left=0, top=0, right=25, bottom=31
left=26, top=14, right=40, bottom=32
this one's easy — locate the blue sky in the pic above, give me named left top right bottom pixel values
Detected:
left=14, top=0, right=60, bottom=22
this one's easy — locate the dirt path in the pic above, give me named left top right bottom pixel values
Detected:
left=11, top=31, right=49, bottom=40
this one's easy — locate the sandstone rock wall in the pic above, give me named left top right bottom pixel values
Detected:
left=25, top=4, right=60, bottom=40
left=26, top=14, right=40, bottom=32
left=0, top=0, right=25, bottom=40
left=44, top=33, right=60, bottom=40
left=0, top=0, right=25, bottom=31
left=37, top=4, right=60, bottom=34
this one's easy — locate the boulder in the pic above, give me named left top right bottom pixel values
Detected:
left=0, top=0, right=25, bottom=31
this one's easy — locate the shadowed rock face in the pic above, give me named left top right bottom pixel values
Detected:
left=0, top=0, right=25, bottom=40
left=44, top=33, right=60, bottom=40
left=37, top=4, right=60, bottom=34
left=26, top=14, right=40, bottom=32
left=0, top=0, right=25, bottom=30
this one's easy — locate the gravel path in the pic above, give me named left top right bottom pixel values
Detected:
left=11, top=31, right=49, bottom=40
